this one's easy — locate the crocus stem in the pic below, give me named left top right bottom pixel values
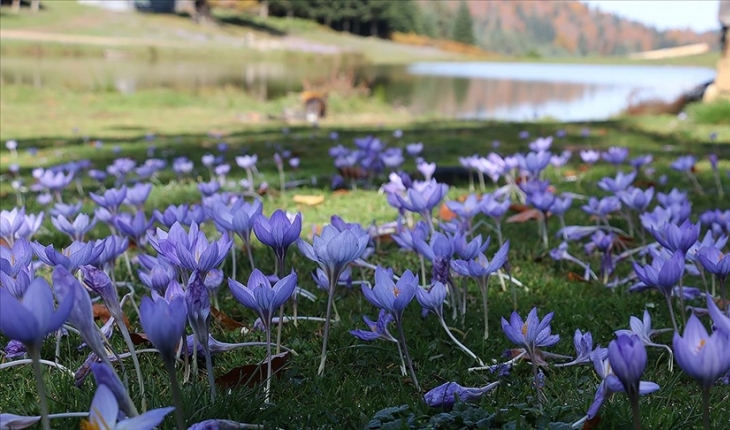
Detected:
left=265, top=326, right=273, bottom=403
left=246, top=168, right=255, bottom=193
left=479, top=278, right=489, bottom=340
left=460, top=277, right=467, bottom=325
left=665, top=293, right=679, bottom=333
left=163, top=359, right=187, bottom=430
left=244, top=239, right=255, bottom=272
left=541, top=214, right=549, bottom=249
left=30, top=347, right=51, bottom=430
left=0, top=359, right=73, bottom=375
left=318, top=276, right=338, bottom=376
left=677, top=276, right=687, bottom=326
left=714, top=170, right=724, bottom=198
left=702, top=387, right=710, bottom=430
left=394, top=337, right=407, bottom=376
left=202, top=340, right=217, bottom=402
left=123, top=251, right=133, bottom=279
left=395, top=318, right=420, bottom=391
left=720, top=278, right=728, bottom=317
left=419, top=255, right=427, bottom=289
left=530, top=351, right=542, bottom=411
left=630, top=393, right=642, bottom=430
left=438, top=316, right=484, bottom=366
left=478, top=171, right=486, bottom=193
left=275, top=306, right=284, bottom=355
left=117, top=321, right=147, bottom=413
left=231, top=243, right=237, bottom=285
left=278, top=166, right=286, bottom=195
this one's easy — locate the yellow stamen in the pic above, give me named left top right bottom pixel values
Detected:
left=392, top=287, right=400, bottom=298
left=697, top=339, right=706, bottom=353
left=521, top=322, right=528, bottom=336
left=80, top=407, right=111, bottom=430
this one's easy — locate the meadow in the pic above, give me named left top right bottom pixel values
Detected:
left=2, top=3, right=730, bottom=429
left=1, top=98, right=730, bottom=429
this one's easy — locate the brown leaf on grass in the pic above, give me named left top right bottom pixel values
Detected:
left=582, top=415, right=601, bottom=429
left=93, top=303, right=130, bottom=328
left=578, top=165, right=590, bottom=172
left=128, top=332, right=151, bottom=346
left=615, top=235, right=635, bottom=246
left=211, top=306, right=247, bottom=331
left=293, top=195, right=325, bottom=206
left=525, top=348, right=549, bottom=366
left=567, top=272, right=589, bottom=283
left=439, top=203, right=457, bottom=221
left=215, top=351, right=291, bottom=389
left=509, top=204, right=531, bottom=213
left=715, top=297, right=729, bottom=309
left=333, top=189, right=350, bottom=196
left=506, top=208, right=543, bottom=223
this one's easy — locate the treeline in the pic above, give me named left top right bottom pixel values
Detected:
left=262, top=0, right=476, bottom=44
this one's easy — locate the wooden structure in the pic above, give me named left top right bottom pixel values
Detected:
left=704, top=1, right=730, bottom=102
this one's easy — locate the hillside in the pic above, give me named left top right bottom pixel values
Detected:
left=418, top=0, right=719, bottom=56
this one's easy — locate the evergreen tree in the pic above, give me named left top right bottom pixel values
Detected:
left=451, top=0, right=475, bottom=45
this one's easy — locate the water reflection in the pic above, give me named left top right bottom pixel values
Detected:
left=0, top=57, right=717, bottom=122
left=378, top=62, right=716, bottom=121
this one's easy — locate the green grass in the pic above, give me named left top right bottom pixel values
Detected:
left=1, top=114, right=730, bottom=429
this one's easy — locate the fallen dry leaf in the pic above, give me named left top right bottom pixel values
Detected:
left=567, top=272, right=589, bottom=283
left=129, top=332, right=151, bottom=346
left=506, top=208, right=543, bottom=223
left=215, top=351, right=291, bottom=389
left=439, top=203, right=457, bottom=221
left=582, top=415, right=601, bottom=430
left=332, top=189, right=350, bottom=196
left=211, top=307, right=247, bottom=331
left=93, top=303, right=130, bottom=328
left=293, top=195, right=325, bottom=206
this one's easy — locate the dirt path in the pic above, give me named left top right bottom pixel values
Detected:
left=0, top=29, right=185, bottom=47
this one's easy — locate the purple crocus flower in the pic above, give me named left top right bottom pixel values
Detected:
left=446, top=194, right=483, bottom=220
left=581, top=350, right=659, bottom=422
left=31, top=240, right=103, bottom=273
left=500, top=307, right=560, bottom=357
left=406, top=143, right=423, bottom=157
left=0, top=237, right=33, bottom=277
left=115, top=211, right=155, bottom=245
left=197, top=180, right=220, bottom=197
left=153, top=222, right=232, bottom=276
left=50, top=202, right=82, bottom=218
left=90, top=362, right=137, bottom=418
left=350, top=310, right=398, bottom=342
left=633, top=251, right=685, bottom=297
left=235, top=154, right=258, bottom=169
left=414, top=232, right=453, bottom=283
left=452, top=241, right=510, bottom=280
left=172, top=157, right=194, bottom=176
left=37, top=169, right=73, bottom=192
left=481, top=193, right=510, bottom=219
left=91, top=236, right=128, bottom=270
left=90, top=187, right=128, bottom=213
left=519, top=151, right=552, bottom=176
left=391, top=221, right=429, bottom=253
left=652, top=220, right=700, bottom=254
left=619, top=187, right=654, bottom=212
left=556, top=329, right=598, bottom=367
left=697, top=246, right=730, bottom=283
left=228, top=269, right=297, bottom=332
left=154, top=204, right=190, bottom=228
left=526, top=189, right=555, bottom=213
left=253, top=210, right=302, bottom=268
left=424, top=381, right=499, bottom=410
left=670, top=155, right=697, bottom=172
left=84, top=380, right=173, bottom=430
left=452, top=232, right=489, bottom=260
left=1, top=207, right=44, bottom=246
left=51, top=213, right=97, bottom=242
left=602, top=147, right=629, bottom=164
left=416, top=281, right=447, bottom=318
left=597, top=170, right=636, bottom=193
left=297, top=224, right=369, bottom=288
left=417, top=161, right=436, bottom=181
left=528, top=136, right=552, bottom=152
left=608, top=334, right=647, bottom=399
left=580, top=149, right=600, bottom=164
left=630, top=155, right=653, bottom=169
left=124, top=183, right=152, bottom=209
left=139, top=293, right=186, bottom=363
left=581, top=196, right=621, bottom=220
left=209, top=198, right=263, bottom=246
left=0, top=277, right=74, bottom=350
left=674, top=314, right=730, bottom=391
left=706, top=293, right=730, bottom=334
left=362, top=267, right=418, bottom=318
left=396, top=179, right=447, bottom=215
left=0, top=266, right=33, bottom=300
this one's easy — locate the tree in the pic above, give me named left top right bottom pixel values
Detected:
left=451, top=0, right=475, bottom=45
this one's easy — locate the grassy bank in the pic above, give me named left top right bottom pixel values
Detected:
left=0, top=115, right=729, bottom=429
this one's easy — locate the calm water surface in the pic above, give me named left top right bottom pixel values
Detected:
left=0, top=57, right=716, bottom=122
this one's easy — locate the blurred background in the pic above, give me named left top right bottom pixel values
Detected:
left=0, top=0, right=727, bottom=140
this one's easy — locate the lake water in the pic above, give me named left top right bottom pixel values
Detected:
left=0, top=57, right=716, bottom=122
